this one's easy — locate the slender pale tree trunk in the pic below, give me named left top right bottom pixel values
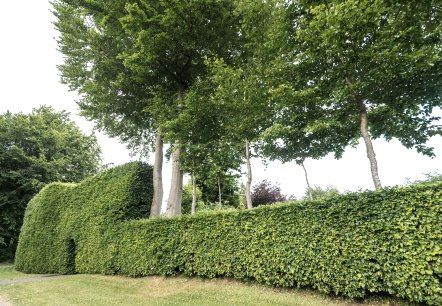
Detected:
left=166, top=87, right=185, bottom=217
left=217, top=176, right=222, bottom=206
left=345, top=77, right=382, bottom=190
left=357, top=99, right=382, bottom=189
left=300, top=161, right=313, bottom=200
left=150, top=128, right=163, bottom=217
left=245, top=138, right=253, bottom=209
left=191, top=174, right=197, bottom=215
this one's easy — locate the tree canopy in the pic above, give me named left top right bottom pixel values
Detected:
left=51, top=0, right=441, bottom=213
left=0, top=106, right=101, bottom=261
left=53, top=0, right=241, bottom=216
left=278, top=0, right=442, bottom=188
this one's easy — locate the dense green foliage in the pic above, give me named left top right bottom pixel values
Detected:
left=198, top=173, right=241, bottom=208
left=0, top=106, right=101, bottom=261
left=52, top=0, right=441, bottom=210
left=290, top=0, right=441, bottom=154
left=264, top=0, right=442, bottom=188
left=182, top=180, right=240, bottom=214
left=15, top=167, right=442, bottom=304
left=117, top=183, right=442, bottom=305
left=14, top=162, right=152, bottom=273
left=181, top=182, right=204, bottom=215
left=53, top=0, right=243, bottom=216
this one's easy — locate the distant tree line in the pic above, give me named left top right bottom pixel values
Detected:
left=52, top=0, right=441, bottom=216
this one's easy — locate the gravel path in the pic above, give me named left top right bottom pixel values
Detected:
left=0, top=295, right=10, bottom=306
left=0, top=275, right=68, bottom=285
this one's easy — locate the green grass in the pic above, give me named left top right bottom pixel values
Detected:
left=0, top=265, right=418, bottom=306
left=0, top=265, right=39, bottom=281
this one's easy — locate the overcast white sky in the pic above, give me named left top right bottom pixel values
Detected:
left=1, top=1, right=441, bottom=203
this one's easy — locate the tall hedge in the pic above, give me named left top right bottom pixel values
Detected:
left=15, top=162, right=152, bottom=273
left=115, top=183, right=442, bottom=305
left=15, top=168, right=442, bottom=304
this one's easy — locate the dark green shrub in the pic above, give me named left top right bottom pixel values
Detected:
left=14, top=162, right=152, bottom=273
left=0, top=106, right=102, bottom=261
left=13, top=183, right=76, bottom=273
left=15, top=171, right=442, bottom=305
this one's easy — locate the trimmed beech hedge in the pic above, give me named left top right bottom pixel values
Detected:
left=15, top=162, right=152, bottom=274
left=15, top=167, right=442, bottom=304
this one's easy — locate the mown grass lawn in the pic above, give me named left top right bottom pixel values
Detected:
left=0, top=264, right=417, bottom=306
left=0, top=266, right=39, bottom=281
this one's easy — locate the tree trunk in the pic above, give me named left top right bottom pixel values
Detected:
left=301, top=161, right=313, bottom=200
left=166, top=141, right=183, bottom=217
left=217, top=176, right=222, bottom=206
left=191, top=174, right=197, bottom=215
left=345, top=77, right=382, bottom=190
left=245, top=138, right=253, bottom=209
left=150, top=128, right=163, bottom=217
left=358, top=99, right=382, bottom=189
left=166, top=87, right=185, bottom=217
